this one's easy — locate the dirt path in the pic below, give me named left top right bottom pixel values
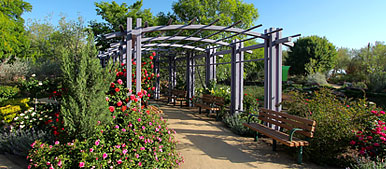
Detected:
left=158, top=102, right=331, bottom=169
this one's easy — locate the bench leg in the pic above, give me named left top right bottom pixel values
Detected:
left=254, top=132, right=258, bottom=142
left=206, top=110, right=210, bottom=117
left=297, top=146, right=303, bottom=164
left=199, top=107, right=202, bottom=114
left=215, top=111, right=219, bottom=121
left=180, top=100, right=183, bottom=107
left=272, top=139, right=277, bottom=151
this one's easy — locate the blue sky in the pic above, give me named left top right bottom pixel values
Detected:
left=23, top=0, right=386, bottom=49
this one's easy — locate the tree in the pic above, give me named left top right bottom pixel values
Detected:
left=285, top=36, right=337, bottom=75
left=171, top=0, right=258, bottom=30
left=90, top=0, right=157, bottom=50
left=0, top=0, right=32, bottom=62
left=59, top=19, right=112, bottom=140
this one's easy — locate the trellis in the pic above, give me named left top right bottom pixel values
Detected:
left=98, top=17, right=299, bottom=113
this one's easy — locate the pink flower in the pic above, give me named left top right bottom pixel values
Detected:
left=350, top=140, right=356, bottom=145
left=138, top=118, right=141, bottom=122
left=58, top=160, right=62, bottom=166
left=135, top=154, right=139, bottom=158
left=109, top=106, right=115, bottom=112
left=380, top=111, right=385, bottom=115
left=90, top=148, right=94, bottom=152
left=122, top=128, right=126, bottom=132
left=138, top=162, right=142, bottom=166
left=374, top=143, right=380, bottom=146
left=149, top=122, right=152, bottom=125
left=106, top=97, right=109, bottom=102
left=115, top=125, right=119, bottom=129
left=117, top=79, right=123, bottom=85
left=123, top=149, right=128, bottom=154
left=142, top=126, right=146, bottom=130
left=140, top=147, right=145, bottom=150
left=130, top=94, right=135, bottom=101
left=103, top=153, right=108, bottom=159
left=95, top=140, right=100, bottom=146
left=30, top=141, right=36, bottom=148
left=55, top=141, right=59, bottom=145
left=139, top=136, right=144, bottom=139
left=79, top=162, right=85, bottom=168
left=46, top=161, right=51, bottom=165
left=117, top=101, right=122, bottom=107
left=117, top=160, right=122, bottom=164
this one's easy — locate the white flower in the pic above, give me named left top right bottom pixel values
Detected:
left=44, top=115, right=48, bottom=118
left=20, top=113, right=25, bottom=116
left=31, top=112, right=36, bottom=116
left=14, top=117, right=19, bottom=120
left=31, top=74, right=36, bottom=77
left=20, top=125, right=25, bottom=128
left=20, top=121, right=24, bottom=124
left=38, top=81, right=43, bottom=86
left=30, top=120, right=33, bottom=122
left=39, top=118, right=43, bottom=121
left=24, top=116, right=28, bottom=119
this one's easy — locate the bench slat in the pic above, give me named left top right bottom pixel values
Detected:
left=259, top=111, right=314, bottom=132
left=243, top=123, right=309, bottom=147
left=261, top=108, right=316, bottom=126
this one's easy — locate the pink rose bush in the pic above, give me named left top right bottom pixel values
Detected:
left=351, top=110, right=386, bottom=159
left=27, top=52, right=183, bottom=168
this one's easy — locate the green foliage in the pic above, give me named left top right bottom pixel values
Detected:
left=59, top=28, right=111, bottom=141
left=0, top=85, right=20, bottom=99
left=172, top=0, right=258, bottom=30
left=90, top=0, right=158, bottom=50
left=0, top=58, right=30, bottom=84
left=283, top=88, right=378, bottom=165
left=345, top=42, right=386, bottom=92
left=286, top=36, right=337, bottom=75
left=0, top=128, right=52, bottom=157
left=0, top=0, right=32, bottom=61
left=306, top=72, right=328, bottom=86
left=222, top=112, right=259, bottom=137
left=349, top=157, right=386, bottom=169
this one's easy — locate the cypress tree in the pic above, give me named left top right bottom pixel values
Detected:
left=59, top=33, right=112, bottom=140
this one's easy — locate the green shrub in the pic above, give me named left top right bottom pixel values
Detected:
left=283, top=88, right=377, bottom=165
left=306, top=72, right=328, bottom=86
left=0, top=85, right=20, bottom=99
left=0, top=128, right=52, bottom=157
left=222, top=112, right=259, bottom=137
left=349, top=157, right=386, bottom=169
left=0, top=58, right=30, bottom=85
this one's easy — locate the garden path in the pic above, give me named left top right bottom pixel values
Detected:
left=157, top=101, right=332, bottom=169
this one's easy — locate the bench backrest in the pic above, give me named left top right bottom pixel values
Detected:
left=259, top=108, right=316, bottom=138
left=171, top=90, right=187, bottom=97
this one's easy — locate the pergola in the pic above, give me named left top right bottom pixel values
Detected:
left=98, top=17, right=299, bottom=114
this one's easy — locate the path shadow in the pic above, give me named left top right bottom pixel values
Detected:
left=185, top=135, right=256, bottom=164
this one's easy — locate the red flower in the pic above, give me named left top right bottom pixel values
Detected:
left=110, top=83, right=115, bottom=88
left=133, top=61, right=136, bottom=65
left=149, top=56, right=154, bottom=60
left=117, top=101, right=123, bottom=107
left=130, top=94, right=135, bottom=100
left=152, top=52, right=156, bottom=56
left=152, top=87, right=155, bottom=91
left=122, top=106, right=127, bottom=112
left=109, top=106, right=115, bottom=112
left=134, top=98, right=138, bottom=102
left=151, top=64, right=154, bottom=69
left=115, top=88, right=120, bottom=92
left=53, top=130, right=59, bottom=136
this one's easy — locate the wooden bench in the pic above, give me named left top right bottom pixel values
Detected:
left=194, top=94, right=227, bottom=120
left=168, top=90, right=187, bottom=107
left=148, top=104, right=163, bottom=114
left=243, top=108, right=316, bottom=164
